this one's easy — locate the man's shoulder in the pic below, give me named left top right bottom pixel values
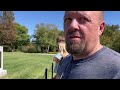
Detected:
left=102, top=46, right=120, bottom=64
left=104, top=47, right=120, bottom=58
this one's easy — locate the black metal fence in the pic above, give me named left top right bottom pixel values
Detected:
left=43, top=63, right=54, bottom=79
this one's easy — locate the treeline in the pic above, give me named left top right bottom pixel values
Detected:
left=32, top=23, right=64, bottom=53
left=0, top=11, right=120, bottom=53
left=0, top=11, right=63, bottom=53
left=101, top=24, right=120, bottom=53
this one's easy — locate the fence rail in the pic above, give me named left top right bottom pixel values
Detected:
left=43, top=63, right=54, bottom=79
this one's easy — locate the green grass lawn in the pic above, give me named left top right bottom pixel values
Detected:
left=1, top=52, right=55, bottom=79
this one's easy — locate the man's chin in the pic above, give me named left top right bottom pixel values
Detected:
left=69, top=38, right=81, bottom=42
left=67, top=48, right=82, bottom=54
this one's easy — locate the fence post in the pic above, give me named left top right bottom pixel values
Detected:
left=51, top=63, right=53, bottom=79
left=45, top=68, right=47, bottom=79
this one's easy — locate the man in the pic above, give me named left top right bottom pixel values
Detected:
left=56, top=11, right=120, bottom=79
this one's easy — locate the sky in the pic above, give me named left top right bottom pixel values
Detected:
left=14, top=11, right=120, bottom=36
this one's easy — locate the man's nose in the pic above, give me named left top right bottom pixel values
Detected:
left=69, top=19, right=79, bottom=30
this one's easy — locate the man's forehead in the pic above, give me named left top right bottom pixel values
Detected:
left=64, top=11, right=98, bottom=16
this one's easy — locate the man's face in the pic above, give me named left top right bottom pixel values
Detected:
left=64, top=11, right=104, bottom=55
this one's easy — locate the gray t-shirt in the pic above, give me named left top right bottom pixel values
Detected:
left=57, top=46, right=120, bottom=79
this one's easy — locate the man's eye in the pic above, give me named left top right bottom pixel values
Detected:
left=64, top=18, right=72, bottom=24
left=78, top=17, right=91, bottom=24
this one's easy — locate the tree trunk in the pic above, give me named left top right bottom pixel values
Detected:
left=47, top=45, right=50, bottom=53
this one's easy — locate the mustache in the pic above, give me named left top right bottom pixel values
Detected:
left=66, top=30, right=84, bottom=38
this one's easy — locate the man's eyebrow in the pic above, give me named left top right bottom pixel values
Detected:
left=78, top=12, right=91, bottom=19
left=78, top=12, right=92, bottom=22
left=63, top=12, right=93, bottom=24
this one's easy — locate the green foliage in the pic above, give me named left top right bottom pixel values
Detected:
left=21, top=44, right=37, bottom=53
left=58, top=30, right=64, bottom=36
left=0, top=12, right=30, bottom=52
left=33, top=23, right=60, bottom=53
left=101, top=24, right=120, bottom=52
left=14, top=22, right=30, bottom=50
left=111, top=31, right=120, bottom=52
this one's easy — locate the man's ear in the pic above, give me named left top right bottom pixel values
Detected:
left=98, top=21, right=105, bottom=36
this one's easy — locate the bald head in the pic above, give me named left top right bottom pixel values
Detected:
left=64, top=11, right=104, bottom=24
left=97, top=11, right=104, bottom=23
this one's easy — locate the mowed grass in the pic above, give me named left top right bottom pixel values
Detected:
left=1, top=52, right=55, bottom=79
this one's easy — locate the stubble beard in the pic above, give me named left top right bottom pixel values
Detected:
left=66, top=39, right=86, bottom=55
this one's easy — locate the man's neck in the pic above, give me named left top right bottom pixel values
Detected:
left=73, top=44, right=103, bottom=60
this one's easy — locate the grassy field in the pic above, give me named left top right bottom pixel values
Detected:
left=1, top=52, right=55, bottom=79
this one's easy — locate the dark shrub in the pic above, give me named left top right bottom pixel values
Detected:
left=21, top=44, right=37, bottom=53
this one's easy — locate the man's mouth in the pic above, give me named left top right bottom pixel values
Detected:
left=67, top=31, right=83, bottom=40
left=69, top=36, right=81, bottom=38
left=68, top=35, right=81, bottom=41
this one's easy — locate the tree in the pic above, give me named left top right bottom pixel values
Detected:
left=101, top=24, right=120, bottom=52
left=33, top=23, right=60, bottom=53
left=0, top=11, right=16, bottom=51
left=58, top=30, right=64, bottom=36
left=14, top=22, right=30, bottom=50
